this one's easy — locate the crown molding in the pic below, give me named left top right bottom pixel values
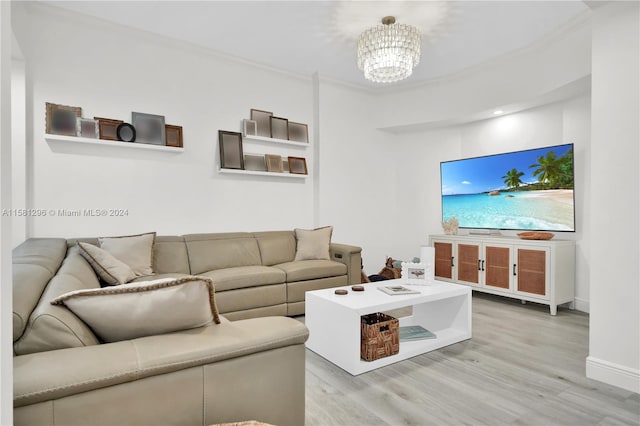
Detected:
left=369, top=9, right=593, bottom=95
left=378, top=75, right=592, bottom=134
left=18, top=2, right=593, bottom=95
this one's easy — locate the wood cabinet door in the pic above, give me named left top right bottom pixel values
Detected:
left=483, top=245, right=511, bottom=290
left=434, top=241, right=454, bottom=280
left=515, top=247, right=549, bottom=298
left=457, top=243, right=480, bottom=285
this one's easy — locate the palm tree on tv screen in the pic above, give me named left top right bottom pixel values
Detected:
left=530, top=151, right=564, bottom=188
left=557, top=147, right=575, bottom=188
left=502, top=168, right=525, bottom=190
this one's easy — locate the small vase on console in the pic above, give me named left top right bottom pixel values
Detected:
left=442, top=217, right=459, bottom=235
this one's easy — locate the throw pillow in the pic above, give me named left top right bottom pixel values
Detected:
left=51, top=276, right=221, bottom=343
left=294, top=226, right=333, bottom=261
left=77, top=242, right=137, bottom=285
left=98, top=232, right=156, bottom=276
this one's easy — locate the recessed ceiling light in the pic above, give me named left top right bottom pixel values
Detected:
left=493, top=110, right=504, bottom=115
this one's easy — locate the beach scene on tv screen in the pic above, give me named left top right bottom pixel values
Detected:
left=441, top=144, right=575, bottom=231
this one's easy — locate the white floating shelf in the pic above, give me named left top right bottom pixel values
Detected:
left=45, top=134, right=184, bottom=153
left=243, top=134, right=309, bottom=148
left=218, top=168, right=307, bottom=179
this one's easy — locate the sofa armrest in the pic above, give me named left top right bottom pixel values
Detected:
left=14, top=316, right=308, bottom=407
left=330, top=243, right=362, bottom=285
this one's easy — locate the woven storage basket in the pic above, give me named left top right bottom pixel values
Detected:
left=360, top=312, right=399, bottom=361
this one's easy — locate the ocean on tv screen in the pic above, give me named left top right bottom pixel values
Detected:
left=442, top=189, right=575, bottom=231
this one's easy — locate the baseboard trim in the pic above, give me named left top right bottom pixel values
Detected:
left=573, top=297, right=589, bottom=313
left=586, top=356, right=640, bottom=394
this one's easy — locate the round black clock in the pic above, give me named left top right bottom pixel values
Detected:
left=117, top=123, right=136, bottom=142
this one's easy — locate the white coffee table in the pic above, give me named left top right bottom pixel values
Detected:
left=305, top=279, right=472, bottom=375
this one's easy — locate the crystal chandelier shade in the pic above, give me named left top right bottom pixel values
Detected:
left=357, top=17, right=422, bottom=84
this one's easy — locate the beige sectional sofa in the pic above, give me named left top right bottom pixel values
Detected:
left=12, top=231, right=362, bottom=425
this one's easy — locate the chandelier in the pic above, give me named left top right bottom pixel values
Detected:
left=357, top=16, right=422, bottom=84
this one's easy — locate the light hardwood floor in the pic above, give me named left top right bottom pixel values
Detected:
left=301, top=292, right=640, bottom=426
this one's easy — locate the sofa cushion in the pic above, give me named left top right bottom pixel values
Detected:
left=14, top=246, right=101, bottom=355
left=77, top=242, right=136, bottom=285
left=51, top=276, right=220, bottom=343
left=286, top=276, right=349, bottom=305
left=12, top=238, right=68, bottom=342
left=13, top=237, right=68, bottom=274
left=185, top=233, right=261, bottom=274
left=154, top=236, right=190, bottom=274
left=294, top=226, right=332, bottom=261
left=200, top=266, right=285, bottom=292
left=253, top=231, right=296, bottom=266
left=131, top=273, right=192, bottom=283
left=13, top=317, right=309, bottom=408
left=12, top=264, right=52, bottom=342
left=274, top=259, right=347, bottom=282
left=215, top=284, right=286, bottom=314
left=98, top=232, right=156, bottom=276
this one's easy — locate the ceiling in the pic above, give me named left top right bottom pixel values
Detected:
left=42, top=1, right=589, bottom=89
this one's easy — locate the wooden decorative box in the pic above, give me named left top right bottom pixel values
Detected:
left=360, top=312, right=399, bottom=361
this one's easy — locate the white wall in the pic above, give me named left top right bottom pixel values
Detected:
left=316, top=80, right=399, bottom=274
left=0, top=1, right=13, bottom=423
left=11, top=59, right=26, bottom=247
left=587, top=2, right=639, bottom=394
left=385, top=127, right=461, bottom=262
left=12, top=3, right=315, bottom=239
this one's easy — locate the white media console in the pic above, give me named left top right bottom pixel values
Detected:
left=428, top=234, right=575, bottom=315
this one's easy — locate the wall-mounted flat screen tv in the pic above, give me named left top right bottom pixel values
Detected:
left=440, top=143, right=575, bottom=232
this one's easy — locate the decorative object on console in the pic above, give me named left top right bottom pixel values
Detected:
left=335, top=289, right=348, bottom=295
left=219, top=130, right=245, bottom=170
left=250, top=109, right=273, bottom=137
left=352, top=285, right=365, bottom=291
left=95, top=117, right=124, bottom=141
left=46, top=102, right=81, bottom=136
left=50, top=276, right=220, bottom=343
left=76, top=118, right=98, bottom=138
left=270, top=116, right=289, bottom=140
left=116, top=122, right=136, bottom=142
left=517, top=231, right=555, bottom=240
left=132, top=112, right=165, bottom=145
left=165, top=124, right=183, bottom=147
left=357, top=16, right=421, bottom=84
left=287, top=121, right=309, bottom=143
left=243, top=119, right=257, bottom=137
left=97, top=232, right=156, bottom=276
left=288, top=156, right=308, bottom=175
left=442, top=217, right=459, bottom=235
left=294, top=226, right=333, bottom=261
left=265, top=154, right=283, bottom=172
